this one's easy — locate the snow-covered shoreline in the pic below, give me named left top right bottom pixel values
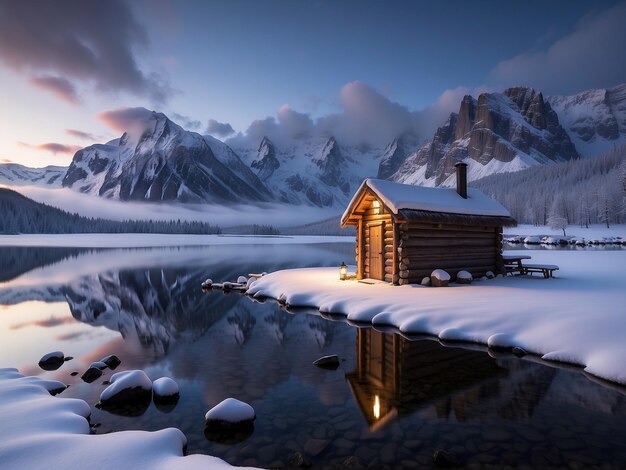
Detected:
left=247, top=249, right=626, bottom=385
left=0, top=233, right=353, bottom=248
left=0, top=368, right=255, bottom=469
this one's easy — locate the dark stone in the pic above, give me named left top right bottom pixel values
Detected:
left=48, top=385, right=67, bottom=396
left=512, top=347, right=527, bottom=357
left=38, top=352, right=65, bottom=371
left=154, top=398, right=179, bottom=414
left=304, top=438, right=330, bottom=457
left=81, top=367, right=103, bottom=383
left=70, top=372, right=79, bottom=376
left=433, top=449, right=459, bottom=468
left=288, top=451, right=312, bottom=468
left=64, top=356, right=74, bottom=362
left=341, top=456, right=364, bottom=468
left=100, top=354, right=121, bottom=370
left=313, top=355, right=340, bottom=370
left=99, top=386, right=152, bottom=408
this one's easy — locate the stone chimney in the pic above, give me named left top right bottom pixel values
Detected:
left=455, top=162, right=468, bottom=199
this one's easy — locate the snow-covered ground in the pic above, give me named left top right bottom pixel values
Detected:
left=247, top=249, right=626, bottom=385
left=505, top=224, right=626, bottom=239
left=0, top=368, right=255, bottom=469
left=0, top=233, right=353, bottom=248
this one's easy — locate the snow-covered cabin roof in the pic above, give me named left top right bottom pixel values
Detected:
left=341, top=178, right=515, bottom=226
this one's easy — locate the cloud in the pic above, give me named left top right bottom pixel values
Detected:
left=206, top=119, right=236, bottom=138
left=29, top=75, right=80, bottom=105
left=97, top=107, right=155, bottom=134
left=18, top=141, right=82, bottom=155
left=490, top=1, right=626, bottom=94
left=277, top=105, right=314, bottom=139
left=0, top=0, right=171, bottom=104
left=170, top=112, right=201, bottom=130
left=65, top=129, right=104, bottom=143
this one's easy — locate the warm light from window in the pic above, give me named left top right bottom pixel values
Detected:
left=372, top=200, right=380, bottom=214
left=373, top=395, right=380, bottom=419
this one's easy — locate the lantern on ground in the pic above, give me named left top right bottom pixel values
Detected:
left=339, top=262, right=348, bottom=281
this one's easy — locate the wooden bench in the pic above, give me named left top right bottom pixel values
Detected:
left=521, top=264, right=559, bottom=278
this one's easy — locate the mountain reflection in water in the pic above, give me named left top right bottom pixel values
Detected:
left=1, top=244, right=626, bottom=468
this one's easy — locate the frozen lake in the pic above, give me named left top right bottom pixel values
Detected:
left=1, top=243, right=626, bottom=468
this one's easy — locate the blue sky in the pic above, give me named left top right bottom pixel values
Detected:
left=0, top=0, right=624, bottom=166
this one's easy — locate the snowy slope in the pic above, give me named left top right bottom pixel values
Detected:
left=0, top=163, right=67, bottom=188
left=62, top=110, right=271, bottom=203
left=232, top=135, right=383, bottom=208
left=548, top=83, right=626, bottom=157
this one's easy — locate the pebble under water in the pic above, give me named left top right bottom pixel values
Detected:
left=1, top=243, right=626, bottom=469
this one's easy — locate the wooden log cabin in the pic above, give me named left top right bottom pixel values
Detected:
left=340, top=163, right=517, bottom=285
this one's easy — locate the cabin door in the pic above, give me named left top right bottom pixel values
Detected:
left=368, top=224, right=384, bottom=280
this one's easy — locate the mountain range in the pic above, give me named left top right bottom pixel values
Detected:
left=2, top=83, right=624, bottom=209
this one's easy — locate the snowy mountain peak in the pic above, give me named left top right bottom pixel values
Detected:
left=62, top=110, right=271, bottom=203
left=548, top=83, right=626, bottom=156
left=251, top=136, right=280, bottom=181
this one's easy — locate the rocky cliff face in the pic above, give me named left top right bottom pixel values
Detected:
left=548, top=83, right=626, bottom=156
left=62, top=111, right=271, bottom=203
left=392, top=87, right=579, bottom=186
left=376, top=134, right=420, bottom=179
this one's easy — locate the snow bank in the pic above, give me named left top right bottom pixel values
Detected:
left=247, top=250, right=626, bottom=384
left=0, top=369, right=254, bottom=469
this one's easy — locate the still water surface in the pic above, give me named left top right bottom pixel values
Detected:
left=1, top=243, right=626, bottom=469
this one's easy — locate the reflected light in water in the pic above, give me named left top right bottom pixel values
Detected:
left=373, top=394, right=380, bottom=419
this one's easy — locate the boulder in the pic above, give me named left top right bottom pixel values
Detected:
left=81, top=366, right=103, bottom=383
left=99, top=370, right=152, bottom=407
left=100, top=354, right=121, bottom=369
left=431, top=269, right=450, bottom=287
left=237, top=276, right=248, bottom=284
left=456, top=270, right=473, bottom=284
left=153, top=377, right=180, bottom=403
left=485, top=271, right=495, bottom=279
left=38, top=351, right=65, bottom=371
left=204, top=398, right=255, bottom=444
left=420, top=277, right=431, bottom=286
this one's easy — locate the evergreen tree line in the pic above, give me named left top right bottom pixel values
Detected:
left=0, top=188, right=222, bottom=234
left=472, top=144, right=626, bottom=228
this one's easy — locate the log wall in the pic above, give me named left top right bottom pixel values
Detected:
left=396, top=222, right=503, bottom=285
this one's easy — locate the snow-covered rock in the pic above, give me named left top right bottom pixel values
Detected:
left=237, top=276, right=247, bottom=284
left=205, top=398, right=255, bottom=425
left=90, top=361, right=108, bottom=370
left=153, top=377, right=179, bottom=402
left=523, top=236, right=542, bottom=244
left=38, top=351, right=64, bottom=370
left=485, top=271, right=495, bottom=279
left=456, top=270, right=473, bottom=284
left=431, top=269, right=450, bottom=287
left=100, top=370, right=152, bottom=406
left=421, top=276, right=431, bottom=286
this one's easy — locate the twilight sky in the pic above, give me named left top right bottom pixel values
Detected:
left=0, top=0, right=625, bottom=167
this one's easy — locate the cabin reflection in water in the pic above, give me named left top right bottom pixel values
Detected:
left=346, top=329, right=512, bottom=430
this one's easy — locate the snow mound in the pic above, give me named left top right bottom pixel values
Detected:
left=153, top=377, right=179, bottom=398
left=0, top=368, right=248, bottom=469
left=237, top=276, right=247, bottom=284
left=205, top=398, right=255, bottom=424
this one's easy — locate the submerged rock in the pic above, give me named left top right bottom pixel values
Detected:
left=313, top=355, right=340, bottom=370
left=38, top=351, right=65, bottom=371
left=288, top=451, right=312, bottom=468
left=433, top=449, right=459, bottom=468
